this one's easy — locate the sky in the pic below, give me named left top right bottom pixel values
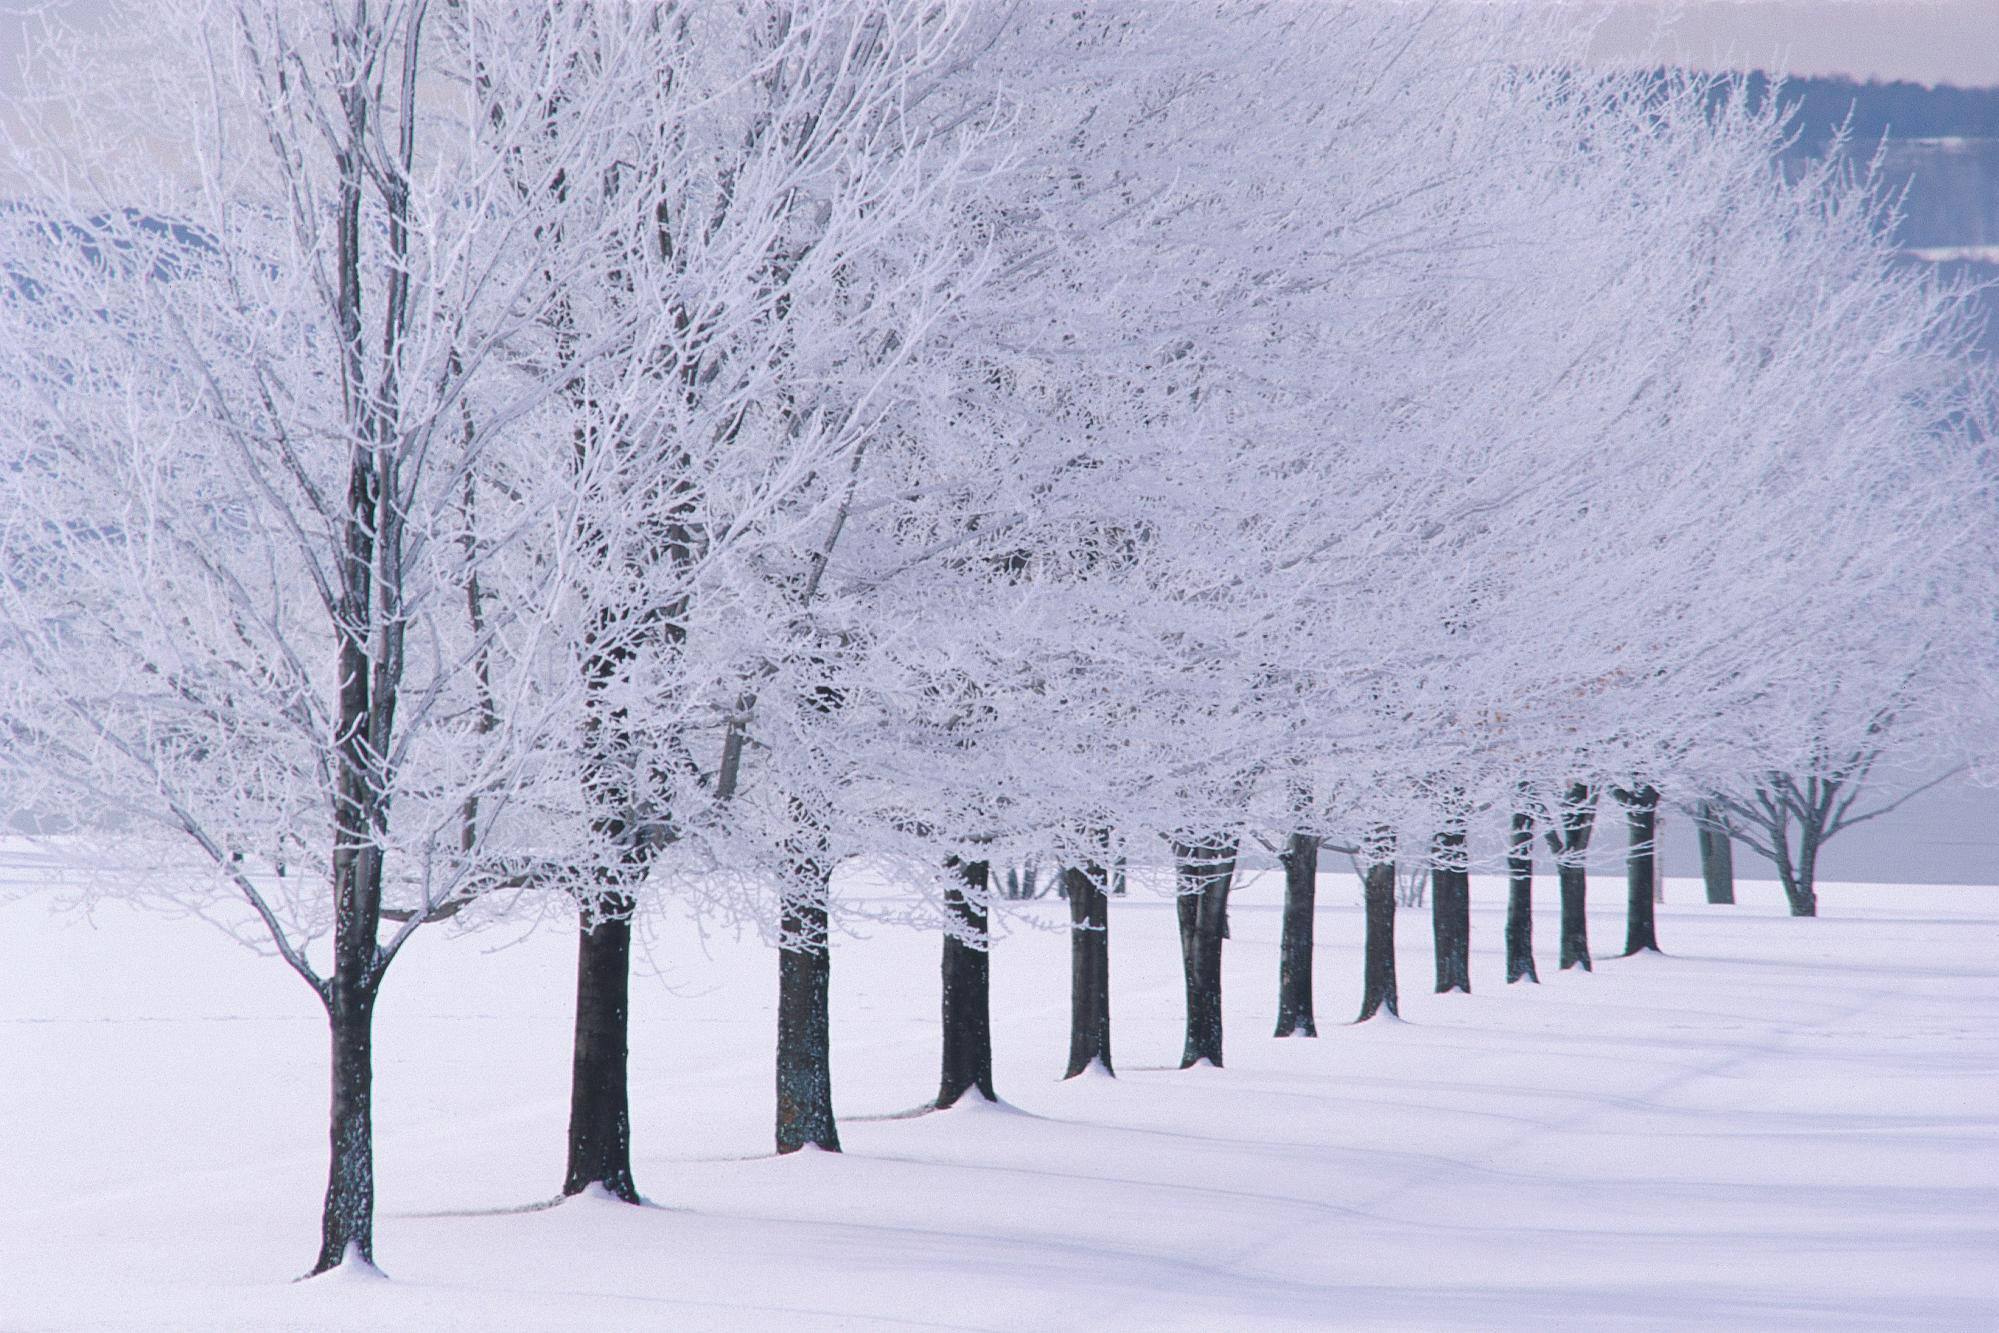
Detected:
left=1588, top=1, right=1999, bottom=88
left=4, top=3, right=1999, bottom=92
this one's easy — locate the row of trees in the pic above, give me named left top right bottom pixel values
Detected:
left=0, top=0, right=1991, bottom=1279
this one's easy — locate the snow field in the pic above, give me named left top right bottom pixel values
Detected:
left=2, top=853, right=1995, bottom=1330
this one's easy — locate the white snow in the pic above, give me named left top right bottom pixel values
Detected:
left=1906, top=244, right=1999, bottom=264
left=2, top=847, right=1994, bottom=1330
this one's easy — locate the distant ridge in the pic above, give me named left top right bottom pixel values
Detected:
left=1719, top=71, right=1999, bottom=144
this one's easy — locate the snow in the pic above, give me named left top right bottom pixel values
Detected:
left=2, top=846, right=1995, bottom=1330
left=1906, top=244, right=1999, bottom=264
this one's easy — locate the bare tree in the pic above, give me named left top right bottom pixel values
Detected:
left=1713, top=741, right=1961, bottom=917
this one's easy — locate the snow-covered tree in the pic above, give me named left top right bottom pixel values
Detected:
left=437, top=0, right=1013, bottom=1169
left=0, top=0, right=754, bottom=1274
left=806, top=16, right=1996, bottom=1060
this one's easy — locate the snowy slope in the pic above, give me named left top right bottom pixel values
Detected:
left=1, top=848, right=1994, bottom=1330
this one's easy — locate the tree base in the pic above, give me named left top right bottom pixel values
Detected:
left=775, top=1132, right=841, bottom=1155
left=934, top=1082, right=1000, bottom=1110
left=776, top=1141, right=842, bottom=1157
left=1064, top=1055, right=1115, bottom=1080
left=932, top=1087, right=1002, bottom=1110
left=561, top=1173, right=641, bottom=1204
left=303, top=1242, right=386, bottom=1283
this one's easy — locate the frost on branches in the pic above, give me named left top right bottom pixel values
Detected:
left=0, top=0, right=1992, bottom=1279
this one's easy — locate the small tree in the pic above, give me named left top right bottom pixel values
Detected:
left=1713, top=743, right=1962, bottom=917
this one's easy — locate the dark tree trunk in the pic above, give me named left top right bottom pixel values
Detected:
left=1784, top=876, right=1818, bottom=917
left=313, top=462, right=393, bottom=1276
left=564, top=894, right=639, bottom=1200
left=1545, top=783, right=1597, bottom=972
left=566, top=594, right=681, bottom=1202
left=1064, top=860, right=1113, bottom=1077
left=936, top=859, right=996, bottom=1108
left=776, top=868, right=838, bottom=1153
left=1355, top=853, right=1399, bottom=1022
left=1274, top=833, right=1318, bottom=1037
left=1776, top=823, right=1821, bottom=917
left=1006, top=862, right=1041, bottom=900
left=1175, top=874, right=1199, bottom=1040
left=1556, top=863, right=1591, bottom=971
left=1620, top=787, right=1662, bottom=955
left=1695, top=801, right=1736, bottom=904
left=312, top=974, right=377, bottom=1275
left=308, top=22, right=417, bottom=1276
left=1174, top=839, right=1235, bottom=1068
left=1430, top=830, right=1470, bottom=994
left=561, top=235, right=696, bottom=1197
left=1506, top=810, right=1537, bottom=984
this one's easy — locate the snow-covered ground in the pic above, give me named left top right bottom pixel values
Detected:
left=2, top=848, right=1994, bottom=1331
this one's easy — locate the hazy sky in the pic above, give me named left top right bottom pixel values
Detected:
left=1590, top=1, right=1999, bottom=88
left=4, top=1, right=1999, bottom=93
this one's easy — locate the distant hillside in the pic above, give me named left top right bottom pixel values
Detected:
left=1729, top=72, right=1999, bottom=144
left=1874, top=137, right=1999, bottom=250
